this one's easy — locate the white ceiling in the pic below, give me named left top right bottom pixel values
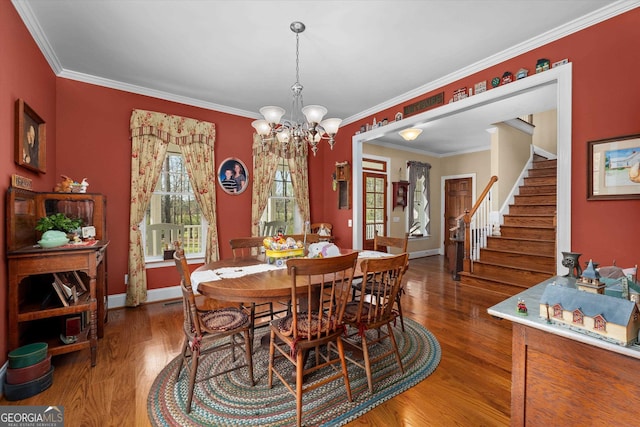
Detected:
left=13, top=0, right=631, bottom=154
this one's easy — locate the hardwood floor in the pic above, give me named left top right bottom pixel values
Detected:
left=1, top=256, right=515, bottom=426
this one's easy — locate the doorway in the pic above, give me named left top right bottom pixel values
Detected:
left=362, top=158, right=388, bottom=250
left=351, top=65, right=571, bottom=270
left=444, top=177, right=472, bottom=262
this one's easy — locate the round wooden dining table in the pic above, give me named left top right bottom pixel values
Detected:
left=194, top=249, right=370, bottom=303
left=195, top=257, right=302, bottom=303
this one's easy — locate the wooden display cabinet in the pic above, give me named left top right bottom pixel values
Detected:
left=336, top=162, right=351, bottom=210
left=392, top=181, right=409, bottom=210
left=6, top=188, right=108, bottom=366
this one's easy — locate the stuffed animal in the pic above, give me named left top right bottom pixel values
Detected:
left=320, top=243, right=340, bottom=257
left=308, top=242, right=329, bottom=258
left=54, top=175, right=74, bottom=193
left=307, top=242, right=340, bottom=258
left=79, top=178, right=89, bottom=193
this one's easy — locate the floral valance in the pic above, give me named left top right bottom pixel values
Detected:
left=130, top=109, right=216, bottom=146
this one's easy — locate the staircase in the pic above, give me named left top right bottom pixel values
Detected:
left=460, top=158, right=557, bottom=294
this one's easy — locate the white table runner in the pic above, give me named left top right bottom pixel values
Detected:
left=190, top=263, right=286, bottom=294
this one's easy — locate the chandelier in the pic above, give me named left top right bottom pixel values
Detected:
left=251, top=21, right=341, bottom=157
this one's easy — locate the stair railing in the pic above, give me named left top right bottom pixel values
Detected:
left=463, top=176, right=498, bottom=274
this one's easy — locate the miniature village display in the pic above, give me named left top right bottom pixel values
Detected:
left=539, top=259, right=640, bottom=346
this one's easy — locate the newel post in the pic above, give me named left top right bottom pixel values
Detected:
left=463, top=209, right=472, bottom=273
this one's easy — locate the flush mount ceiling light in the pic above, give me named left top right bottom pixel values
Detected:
left=398, top=128, right=423, bottom=141
left=252, top=21, right=341, bottom=157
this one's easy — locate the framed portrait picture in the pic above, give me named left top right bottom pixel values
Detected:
left=15, top=99, right=46, bottom=173
left=217, top=157, right=249, bottom=195
left=587, top=134, right=640, bottom=200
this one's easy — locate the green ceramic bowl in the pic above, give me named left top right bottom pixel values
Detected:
left=38, top=230, right=69, bottom=248
left=8, top=342, right=48, bottom=369
left=38, top=238, right=69, bottom=248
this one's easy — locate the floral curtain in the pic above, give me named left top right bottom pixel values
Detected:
left=288, top=154, right=310, bottom=228
left=251, top=135, right=310, bottom=235
left=407, top=160, right=431, bottom=235
left=127, top=109, right=217, bottom=307
left=251, top=134, right=279, bottom=236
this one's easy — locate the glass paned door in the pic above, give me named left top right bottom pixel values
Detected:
left=363, top=172, right=387, bottom=250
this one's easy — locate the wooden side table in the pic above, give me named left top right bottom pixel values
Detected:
left=7, top=241, right=109, bottom=367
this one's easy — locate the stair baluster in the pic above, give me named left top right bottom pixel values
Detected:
left=463, top=176, right=498, bottom=273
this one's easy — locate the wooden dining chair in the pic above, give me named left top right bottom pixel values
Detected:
left=173, top=243, right=254, bottom=413
left=268, top=252, right=358, bottom=427
left=353, top=231, right=410, bottom=331
left=229, top=237, right=283, bottom=336
left=310, top=222, right=333, bottom=241
left=342, top=253, right=408, bottom=393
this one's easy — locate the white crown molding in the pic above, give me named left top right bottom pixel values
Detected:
left=341, top=0, right=640, bottom=125
left=58, top=69, right=260, bottom=118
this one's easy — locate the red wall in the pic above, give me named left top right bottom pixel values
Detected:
left=324, top=8, right=640, bottom=268
left=0, top=1, right=58, bottom=363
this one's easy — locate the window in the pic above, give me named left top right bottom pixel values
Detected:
left=407, top=161, right=431, bottom=237
left=261, top=158, right=301, bottom=234
left=144, top=149, right=206, bottom=262
left=410, top=175, right=427, bottom=236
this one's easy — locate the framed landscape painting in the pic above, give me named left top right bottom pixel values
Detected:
left=587, top=134, right=640, bottom=200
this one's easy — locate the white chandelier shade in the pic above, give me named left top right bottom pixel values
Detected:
left=252, top=21, right=341, bottom=156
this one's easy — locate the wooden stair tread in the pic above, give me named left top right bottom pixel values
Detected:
left=500, top=224, right=555, bottom=230
left=489, top=236, right=555, bottom=243
left=458, top=271, right=531, bottom=290
left=472, top=259, right=555, bottom=274
left=510, top=202, right=556, bottom=205
left=506, top=213, right=555, bottom=217
left=481, top=248, right=554, bottom=258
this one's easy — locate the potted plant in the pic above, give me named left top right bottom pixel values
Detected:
left=35, top=213, right=83, bottom=234
left=35, top=213, right=83, bottom=248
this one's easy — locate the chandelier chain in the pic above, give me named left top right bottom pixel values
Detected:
left=295, top=32, right=300, bottom=88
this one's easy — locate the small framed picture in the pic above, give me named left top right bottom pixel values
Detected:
left=394, top=112, right=403, bottom=122
left=218, top=157, right=249, bottom=195
left=15, top=99, right=46, bottom=173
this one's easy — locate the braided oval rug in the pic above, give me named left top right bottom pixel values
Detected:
left=148, top=318, right=441, bottom=426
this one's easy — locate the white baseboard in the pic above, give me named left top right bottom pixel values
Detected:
left=409, top=249, right=440, bottom=259
left=108, top=285, right=181, bottom=309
